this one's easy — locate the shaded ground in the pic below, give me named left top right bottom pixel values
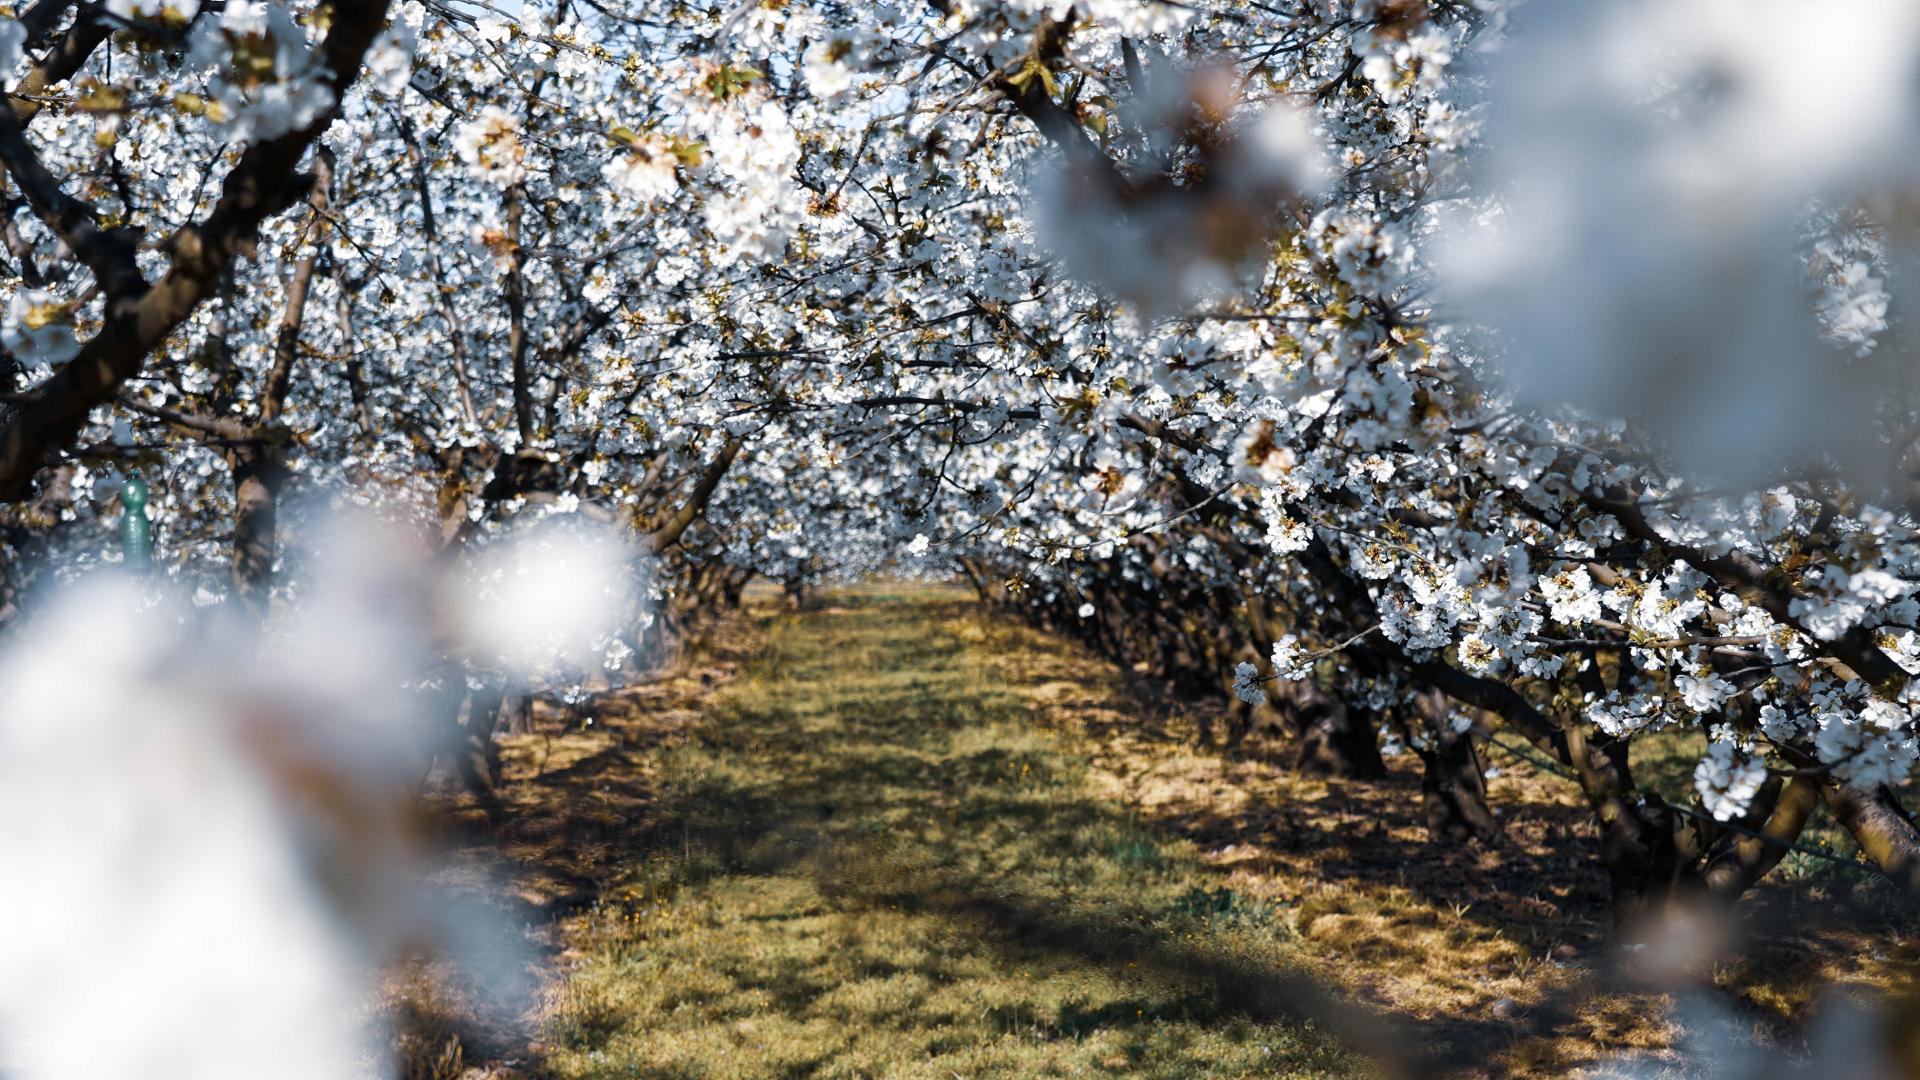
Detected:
left=395, top=586, right=1920, bottom=1078
left=971, top=601, right=1920, bottom=1075
left=542, top=587, right=1366, bottom=1078
left=382, top=611, right=763, bottom=1078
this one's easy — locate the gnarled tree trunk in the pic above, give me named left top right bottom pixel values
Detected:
left=1272, top=676, right=1386, bottom=779
left=1408, top=690, right=1501, bottom=844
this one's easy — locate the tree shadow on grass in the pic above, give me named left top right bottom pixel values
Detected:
left=621, top=595, right=1572, bottom=1077
left=967, top=597, right=1920, bottom=1076
left=396, top=611, right=767, bottom=1068
left=468, top=591, right=1716, bottom=1078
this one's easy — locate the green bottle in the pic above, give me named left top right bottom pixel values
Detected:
left=121, top=476, right=151, bottom=574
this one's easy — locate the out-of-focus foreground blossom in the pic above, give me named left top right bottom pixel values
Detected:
left=0, top=515, right=636, bottom=1078
left=1034, top=62, right=1329, bottom=314
left=1441, top=0, right=1920, bottom=480
left=458, top=521, right=641, bottom=679
left=0, top=579, right=374, bottom=1079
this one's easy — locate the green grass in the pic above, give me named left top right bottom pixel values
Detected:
left=543, top=588, right=1364, bottom=1079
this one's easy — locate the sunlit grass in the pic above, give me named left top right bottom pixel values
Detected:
left=523, top=586, right=1920, bottom=1077
left=542, top=586, right=1362, bottom=1079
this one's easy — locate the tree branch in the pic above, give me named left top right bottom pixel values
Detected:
left=0, top=0, right=392, bottom=501
left=647, top=436, right=744, bottom=552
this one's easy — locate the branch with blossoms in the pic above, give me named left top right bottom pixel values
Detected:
left=0, top=0, right=394, bottom=500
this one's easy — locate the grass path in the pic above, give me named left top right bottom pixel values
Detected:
left=542, top=588, right=1363, bottom=1079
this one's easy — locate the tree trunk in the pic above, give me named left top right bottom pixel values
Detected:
left=1826, top=781, right=1920, bottom=901
left=1701, top=774, right=1818, bottom=900
left=229, top=446, right=286, bottom=614
left=1409, top=691, right=1501, bottom=843
left=504, top=690, right=534, bottom=736
left=1274, top=677, right=1386, bottom=779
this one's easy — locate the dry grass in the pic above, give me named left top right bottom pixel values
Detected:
left=967, top=601, right=1920, bottom=1075
left=379, top=610, right=765, bottom=1078
left=396, top=585, right=1919, bottom=1079
left=541, top=586, right=1364, bottom=1078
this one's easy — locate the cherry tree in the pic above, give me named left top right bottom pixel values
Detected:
left=5, top=7, right=1920, bottom=1070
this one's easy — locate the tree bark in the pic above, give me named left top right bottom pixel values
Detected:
left=229, top=156, right=328, bottom=611
left=0, top=0, right=393, bottom=500
left=229, top=447, right=288, bottom=613
left=1826, top=781, right=1920, bottom=901
left=1409, top=691, right=1501, bottom=844
left=1271, top=676, right=1386, bottom=779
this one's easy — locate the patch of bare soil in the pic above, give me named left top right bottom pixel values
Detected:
left=377, top=610, right=763, bottom=1080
